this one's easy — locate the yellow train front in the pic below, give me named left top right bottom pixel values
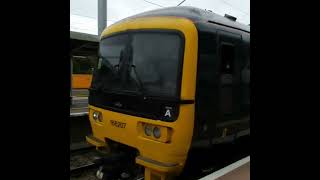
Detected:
left=86, top=6, right=250, bottom=180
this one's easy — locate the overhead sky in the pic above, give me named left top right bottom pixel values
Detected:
left=70, top=0, right=250, bottom=35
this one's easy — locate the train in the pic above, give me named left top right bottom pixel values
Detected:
left=70, top=54, right=97, bottom=104
left=71, top=55, right=96, bottom=89
left=86, top=6, right=250, bottom=180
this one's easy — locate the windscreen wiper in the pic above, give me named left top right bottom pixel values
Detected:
left=98, top=55, right=121, bottom=77
left=130, top=64, right=147, bottom=98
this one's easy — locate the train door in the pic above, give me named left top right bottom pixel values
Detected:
left=194, top=30, right=219, bottom=142
left=217, top=30, right=242, bottom=127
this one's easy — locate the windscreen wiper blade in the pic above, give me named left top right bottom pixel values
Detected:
left=130, top=64, right=146, bottom=98
left=98, top=55, right=120, bottom=76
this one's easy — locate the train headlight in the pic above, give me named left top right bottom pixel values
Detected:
left=144, top=124, right=153, bottom=136
left=93, top=111, right=102, bottom=122
left=140, top=123, right=171, bottom=143
left=153, top=127, right=161, bottom=138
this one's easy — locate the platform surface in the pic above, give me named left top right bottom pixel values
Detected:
left=200, top=156, right=250, bottom=180
left=70, top=89, right=89, bottom=117
left=72, top=89, right=89, bottom=97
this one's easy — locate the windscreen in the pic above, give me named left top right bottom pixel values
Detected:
left=92, top=31, right=183, bottom=98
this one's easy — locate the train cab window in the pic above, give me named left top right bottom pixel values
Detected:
left=131, top=33, right=182, bottom=97
left=73, top=57, right=92, bottom=74
left=99, top=34, right=128, bottom=67
left=96, top=32, right=182, bottom=97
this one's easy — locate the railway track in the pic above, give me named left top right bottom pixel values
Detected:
left=70, top=113, right=98, bottom=179
left=69, top=141, right=249, bottom=180
left=70, top=145, right=145, bottom=180
left=70, top=145, right=99, bottom=178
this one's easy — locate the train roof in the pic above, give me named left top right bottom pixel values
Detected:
left=115, top=6, right=250, bottom=33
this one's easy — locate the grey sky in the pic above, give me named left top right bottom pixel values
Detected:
left=70, top=0, right=250, bottom=34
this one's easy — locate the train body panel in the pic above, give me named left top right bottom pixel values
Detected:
left=72, top=74, right=92, bottom=89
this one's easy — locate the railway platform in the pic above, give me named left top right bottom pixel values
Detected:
left=70, top=96, right=88, bottom=117
left=72, top=89, right=89, bottom=97
left=71, top=89, right=89, bottom=117
left=200, top=156, right=250, bottom=180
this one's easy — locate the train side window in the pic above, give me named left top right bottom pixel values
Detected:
left=219, top=43, right=235, bottom=115
left=241, top=60, right=250, bottom=84
left=220, top=44, right=235, bottom=75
